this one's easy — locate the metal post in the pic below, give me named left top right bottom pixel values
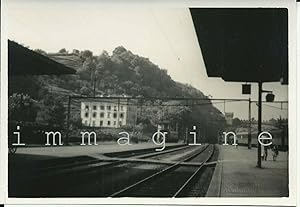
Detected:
left=117, top=98, right=120, bottom=128
left=134, top=106, right=138, bottom=135
left=89, top=103, right=92, bottom=127
left=257, top=82, right=262, bottom=168
left=248, top=98, right=252, bottom=149
left=66, top=95, right=71, bottom=145
left=131, top=98, right=137, bottom=136
left=93, top=76, right=96, bottom=97
left=93, top=71, right=98, bottom=97
left=279, top=116, right=284, bottom=147
left=185, top=127, right=188, bottom=144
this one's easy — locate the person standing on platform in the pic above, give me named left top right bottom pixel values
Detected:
left=272, top=145, right=279, bottom=161
left=264, top=145, right=268, bottom=161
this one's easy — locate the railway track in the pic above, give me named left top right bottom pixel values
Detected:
left=9, top=144, right=201, bottom=196
left=59, top=145, right=209, bottom=196
left=10, top=144, right=188, bottom=179
left=110, top=144, right=214, bottom=197
left=10, top=144, right=215, bottom=197
left=48, top=144, right=193, bottom=175
left=104, top=144, right=186, bottom=158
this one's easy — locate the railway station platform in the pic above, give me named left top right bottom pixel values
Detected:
left=206, top=145, right=288, bottom=197
left=9, top=142, right=183, bottom=160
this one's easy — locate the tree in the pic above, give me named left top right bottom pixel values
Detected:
left=8, top=93, right=38, bottom=122
left=80, top=50, right=93, bottom=59
left=269, top=118, right=277, bottom=125
left=98, top=50, right=110, bottom=63
left=112, top=46, right=127, bottom=56
left=9, top=76, right=42, bottom=100
left=34, top=49, right=47, bottom=55
left=96, top=50, right=111, bottom=76
left=79, top=86, right=92, bottom=96
left=232, top=118, right=242, bottom=127
left=39, top=95, right=66, bottom=127
left=72, top=49, right=80, bottom=55
left=70, top=113, right=82, bottom=129
left=59, top=48, right=67, bottom=54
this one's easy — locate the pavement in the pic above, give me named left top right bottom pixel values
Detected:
left=8, top=142, right=184, bottom=176
left=9, top=142, right=182, bottom=159
left=206, top=145, right=288, bottom=197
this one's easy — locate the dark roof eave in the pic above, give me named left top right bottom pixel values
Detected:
left=8, top=40, right=77, bottom=76
left=190, top=8, right=288, bottom=84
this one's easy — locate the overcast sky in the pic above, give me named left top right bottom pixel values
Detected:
left=5, top=0, right=288, bottom=120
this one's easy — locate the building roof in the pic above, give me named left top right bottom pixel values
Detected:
left=8, top=40, right=76, bottom=76
left=190, top=8, right=288, bottom=84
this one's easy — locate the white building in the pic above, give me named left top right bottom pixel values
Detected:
left=80, top=98, right=136, bottom=128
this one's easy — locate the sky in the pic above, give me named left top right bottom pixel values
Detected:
left=5, top=0, right=288, bottom=120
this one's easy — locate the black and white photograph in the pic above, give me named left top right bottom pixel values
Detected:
left=1, top=0, right=298, bottom=205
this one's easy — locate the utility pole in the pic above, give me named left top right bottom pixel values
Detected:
left=279, top=115, right=284, bottom=148
left=93, top=75, right=96, bottom=97
left=117, top=98, right=120, bottom=128
left=66, top=95, right=71, bottom=145
left=248, top=98, right=252, bottom=149
left=133, top=106, right=138, bottom=135
left=185, top=127, right=188, bottom=144
left=257, top=81, right=262, bottom=168
left=131, top=98, right=138, bottom=137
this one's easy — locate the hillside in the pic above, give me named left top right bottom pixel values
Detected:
left=9, top=46, right=225, bottom=142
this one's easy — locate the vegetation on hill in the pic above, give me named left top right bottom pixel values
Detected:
left=9, top=45, right=226, bottom=142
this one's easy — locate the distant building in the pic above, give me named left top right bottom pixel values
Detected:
left=225, top=112, right=234, bottom=125
left=81, top=98, right=136, bottom=128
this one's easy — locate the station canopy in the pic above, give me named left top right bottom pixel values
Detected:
left=190, top=8, right=288, bottom=84
left=8, top=40, right=76, bottom=76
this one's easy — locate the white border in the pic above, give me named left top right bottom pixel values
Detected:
left=296, top=3, right=299, bottom=207
left=0, top=0, right=297, bottom=206
left=1, top=0, right=8, bottom=204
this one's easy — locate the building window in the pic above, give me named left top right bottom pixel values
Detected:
left=107, top=105, right=111, bottom=110
left=120, top=113, right=124, bottom=119
left=107, top=121, right=111, bottom=126
left=92, top=121, right=95, bottom=126
left=113, top=113, right=117, bottom=119
left=107, top=112, right=111, bottom=118
left=114, top=106, right=117, bottom=111
left=85, top=105, right=89, bottom=110
left=93, top=105, right=97, bottom=110
left=100, top=105, right=105, bottom=110
left=100, top=121, right=103, bottom=126
left=100, top=112, right=104, bottom=118
left=120, top=106, right=124, bottom=111
left=119, top=121, right=122, bottom=126
left=84, top=120, right=88, bottom=125
left=113, top=121, right=116, bottom=126
left=85, top=112, right=89, bottom=118
left=93, top=112, right=97, bottom=118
